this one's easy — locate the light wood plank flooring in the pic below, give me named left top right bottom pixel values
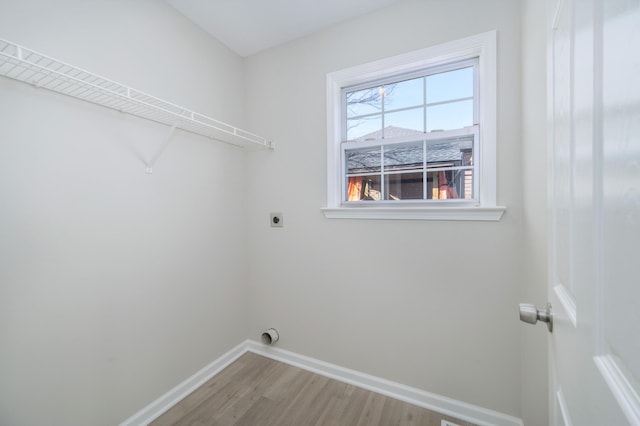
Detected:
left=151, top=352, right=473, bottom=426
left=151, top=352, right=476, bottom=426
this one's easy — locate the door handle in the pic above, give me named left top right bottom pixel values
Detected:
left=519, top=303, right=553, bottom=332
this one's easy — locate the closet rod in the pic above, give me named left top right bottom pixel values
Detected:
left=0, top=39, right=273, bottom=150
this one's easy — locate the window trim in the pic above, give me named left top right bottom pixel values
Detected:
left=324, top=30, right=505, bottom=221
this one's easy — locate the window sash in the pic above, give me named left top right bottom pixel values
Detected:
left=341, top=126, right=479, bottom=204
left=341, top=58, right=479, bottom=142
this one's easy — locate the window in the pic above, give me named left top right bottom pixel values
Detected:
left=344, top=61, right=477, bottom=203
left=323, top=31, right=504, bottom=221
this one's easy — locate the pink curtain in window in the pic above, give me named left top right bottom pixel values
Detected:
left=348, top=177, right=363, bottom=201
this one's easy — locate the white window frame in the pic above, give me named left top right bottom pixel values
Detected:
left=323, top=31, right=505, bottom=221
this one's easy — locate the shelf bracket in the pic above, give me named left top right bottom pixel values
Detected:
left=145, top=124, right=176, bottom=174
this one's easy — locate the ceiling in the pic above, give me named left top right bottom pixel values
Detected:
left=165, top=0, right=402, bottom=57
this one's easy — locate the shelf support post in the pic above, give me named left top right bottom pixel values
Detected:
left=146, top=124, right=177, bottom=174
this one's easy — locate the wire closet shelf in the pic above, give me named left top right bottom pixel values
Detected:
left=0, top=39, right=273, bottom=150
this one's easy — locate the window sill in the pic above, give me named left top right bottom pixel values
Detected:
left=321, top=205, right=506, bottom=221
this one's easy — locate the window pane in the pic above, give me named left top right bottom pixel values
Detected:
left=426, top=170, right=473, bottom=200
left=384, top=107, right=424, bottom=134
left=426, top=139, right=473, bottom=168
left=347, top=175, right=382, bottom=201
left=384, top=141, right=423, bottom=171
left=426, top=99, right=473, bottom=131
left=347, top=115, right=382, bottom=140
left=346, top=87, right=382, bottom=117
left=384, top=77, right=424, bottom=111
left=426, top=66, right=473, bottom=104
left=385, top=172, right=423, bottom=200
left=346, top=146, right=381, bottom=173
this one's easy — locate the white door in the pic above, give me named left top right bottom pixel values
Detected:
left=546, top=0, right=640, bottom=424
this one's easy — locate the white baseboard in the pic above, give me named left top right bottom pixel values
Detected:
left=119, top=341, right=247, bottom=426
left=246, top=340, right=523, bottom=426
left=120, top=339, right=523, bottom=426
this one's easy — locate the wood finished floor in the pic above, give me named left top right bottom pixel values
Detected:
left=150, top=352, right=476, bottom=426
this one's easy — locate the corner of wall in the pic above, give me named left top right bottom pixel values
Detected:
left=520, top=0, right=550, bottom=424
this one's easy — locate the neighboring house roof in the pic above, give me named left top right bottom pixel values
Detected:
left=357, top=126, right=426, bottom=140
left=348, top=126, right=471, bottom=173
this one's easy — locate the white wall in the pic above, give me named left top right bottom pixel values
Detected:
left=0, top=1, right=250, bottom=425
left=0, top=1, right=552, bottom=424
left=521, top=0, right=550, bottom=425
left=244, top=0, right=525, bottom=417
